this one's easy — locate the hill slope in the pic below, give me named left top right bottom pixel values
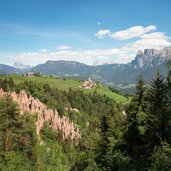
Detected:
left=0, top=74, right=129, bottom=104
left=0, top=64, right=21, bottom=74
left=1, top=48, right=170, bottom=93
left=30, top=48, right=171, bottom=92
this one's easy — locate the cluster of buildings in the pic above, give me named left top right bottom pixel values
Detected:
left=26, top=72, right=34, bottom=76
left=79, top=77, right=96, bottom=89
left=25, top=72, right=43, bottom=77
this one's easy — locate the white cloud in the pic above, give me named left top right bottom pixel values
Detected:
left=8, top=25, right=171, bottom=66
left=11, top=48, right=130, bottom=65
left=39, top=49, right=48, bottom=53
left=97, top=22, right=102, bottom=25
left=141, top=32, right=168, bottom=39
left=10, top=30, right=171, bottom=66
left=110, top=25, right=156, bottom=40
left=95, top=25, right=156, bottom=40
left=131, top=32, right=171, bottom=49
left=57, top=45, right=71, bottom=50
left=95, top=29, right=111, bottom=38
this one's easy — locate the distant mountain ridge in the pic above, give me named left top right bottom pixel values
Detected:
left=14, top=62, right=33, bottom=71
left=32, top=60, right=91, bottom=77
left=0, top=64, right=21, bottom=74
left=1, top=47, right=171, bottom=93
left=30, top=48, right=171, bottom=91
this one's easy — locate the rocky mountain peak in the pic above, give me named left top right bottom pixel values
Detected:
left=131, top=47, right=171, bottom=68
left=137, top=50, right=143, bottom=56
left=14, top=62, right=33, bottom=70
left=144, top=49, right=158, bottom=56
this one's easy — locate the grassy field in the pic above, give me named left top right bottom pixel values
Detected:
left=0, top=74, right=129, bottom=104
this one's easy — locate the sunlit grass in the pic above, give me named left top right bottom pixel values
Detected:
left=0, top=74, right=129, bottom=104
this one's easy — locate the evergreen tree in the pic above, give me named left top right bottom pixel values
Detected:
left=146, top=70, right=167, bottom=142
left=0, top=95, right=38, bottom=170
left=0, top=78, right=15, bottom=91
left=97, top=108, right=130, bottom=171
left=127, top=75, right=146, bottom=121
left=134, top=75, right=146, bottom=108
left=150, top=141, right=171, bottom=171
left=165, top=63, right=171, bottom=144
left=124, top=75, right=152, bottom=170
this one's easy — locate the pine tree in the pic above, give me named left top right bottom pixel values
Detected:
left=0, top=95, right=38, bottom=170
left=164, top=62, right=171, bottom=144
left=97, top=108, right=130, bottom=171
left=128, top=75, right=146, bottom=116
left=124, top=75, right=151, bottom=170
left=146, top=70, right=167, bottom=142
left=134, top=75, right=146, bottom=107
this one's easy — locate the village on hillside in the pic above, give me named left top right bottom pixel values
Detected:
left=79, top=77, right=97, bottom=89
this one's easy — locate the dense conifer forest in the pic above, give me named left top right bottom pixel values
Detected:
left=0, top=66, right=171, bottom=170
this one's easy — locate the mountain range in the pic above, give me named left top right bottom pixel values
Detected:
left=0, top=64, right=20, bottom=74
left=14, top=62, right=33, bottom=72
left=1, top=47, right=171, bottom=93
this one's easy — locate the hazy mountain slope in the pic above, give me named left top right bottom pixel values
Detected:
left=92, top=63, right=168, bottom=86
left=0, top=47, right=164, bottom=93
left=30, top=48, right=170, bottom=88
left=0, top=64, right=21, bottom=74
left=31, top=60, right=91, bottom=78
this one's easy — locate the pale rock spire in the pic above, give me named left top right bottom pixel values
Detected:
left=0, top=89, right=81, bottom=142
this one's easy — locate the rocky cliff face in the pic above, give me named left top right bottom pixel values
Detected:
left=0, top=88, right=80, bottom=142
left=131, top=47, right=171, bottom=68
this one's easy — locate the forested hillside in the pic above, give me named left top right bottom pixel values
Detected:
left=0, top=67, right=171, bottom=170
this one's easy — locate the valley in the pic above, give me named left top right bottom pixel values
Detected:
left=1, top=47, right=170, bottom=93
left=1, top=0, right=171, bottom=170
left=0, top=74, right=129, bottom=104
left=1, top=67, right=171, bottom=170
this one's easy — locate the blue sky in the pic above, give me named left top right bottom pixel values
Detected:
left=0, top=0, right=171, bottom=65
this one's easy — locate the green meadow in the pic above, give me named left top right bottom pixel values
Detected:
left=0, top=74, right=129, bottom=104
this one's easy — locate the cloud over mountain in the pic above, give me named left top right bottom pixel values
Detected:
left=7, top=25, right=171, bottom=66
